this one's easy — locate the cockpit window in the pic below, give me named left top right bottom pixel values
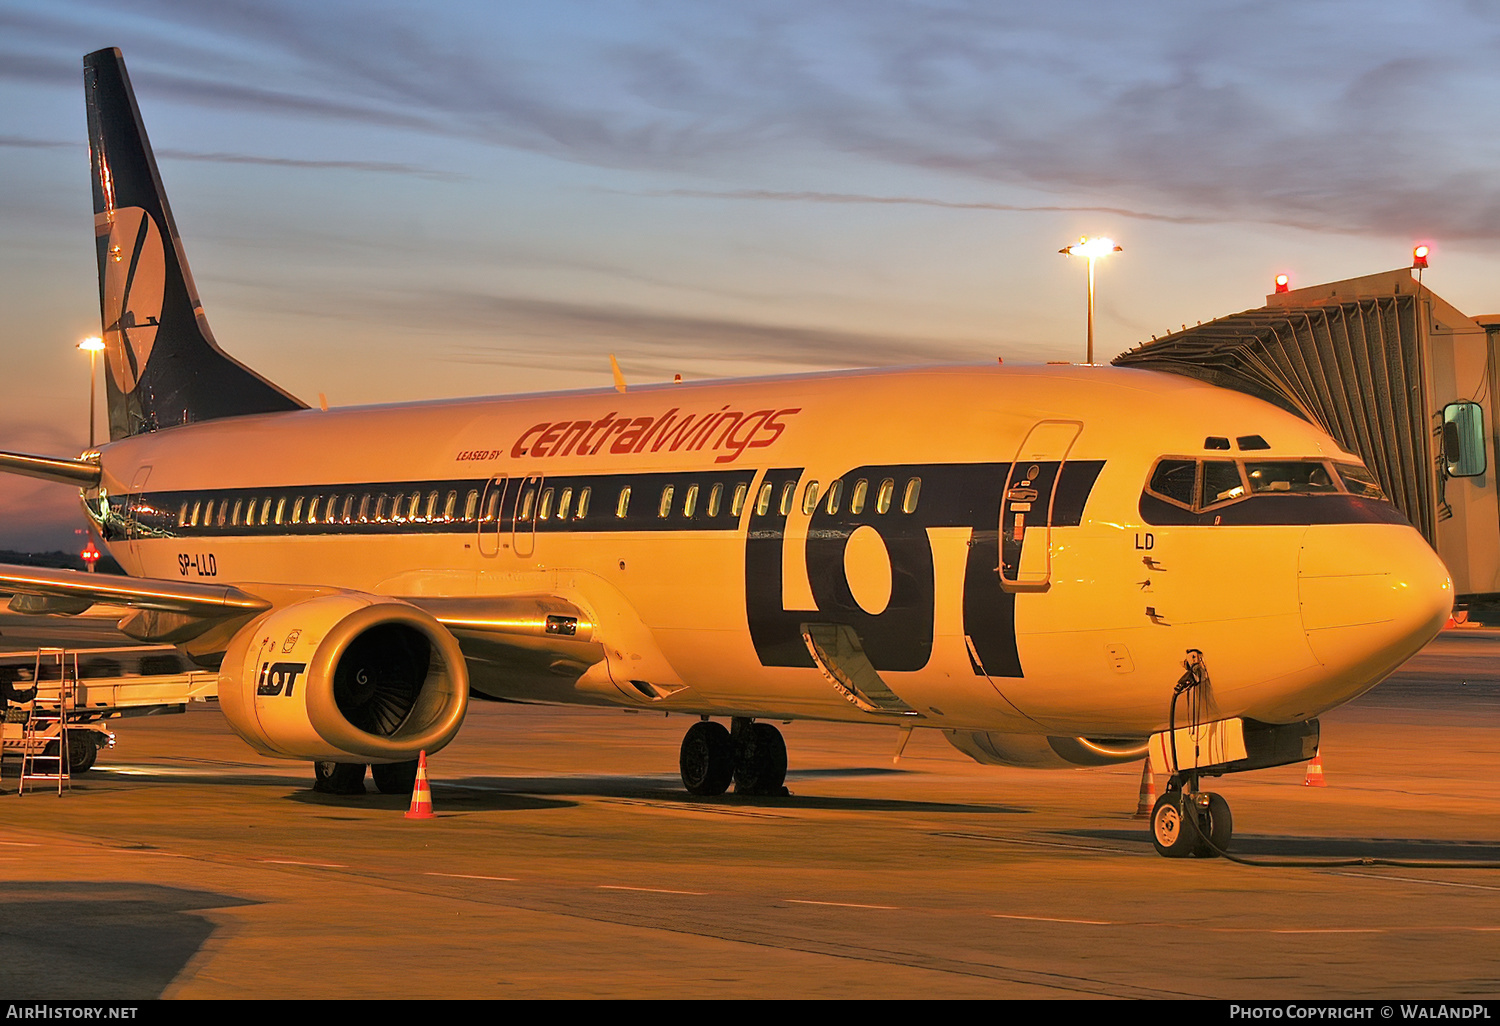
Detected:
left=1334, top=463, right=1388, bottom=501
left=1149, top=460, right=1196, bottom=507
left=1201, top=461, right=1245, bottom=507
left=1245, top=461, right=1339, bottom=494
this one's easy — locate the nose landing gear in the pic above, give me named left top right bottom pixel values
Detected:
left=1150, top=787, right=1233, bottom=858
left=678, top=717, right=788, bottom=797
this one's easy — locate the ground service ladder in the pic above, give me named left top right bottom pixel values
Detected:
left=18, top=648, right=73, bottom=796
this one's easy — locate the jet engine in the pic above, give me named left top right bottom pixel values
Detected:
left=218, top=593, right=469, bottom=763
left=945, top=730, right=1148, bottom=769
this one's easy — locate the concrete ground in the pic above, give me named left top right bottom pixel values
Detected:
left=1, top=621, right=1498, bottom=999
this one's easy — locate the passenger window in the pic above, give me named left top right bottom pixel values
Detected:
left=755, top=482, right=772, bottom=516
left=825, top=480, right=842, bottom=515
left=576, top=487, right=591, bottom=519
left=275, top=497, right=287, bottom=525
left=245, top=498, right=258, bottom=525
left=354, top=495, right=368, bottom=523
left=305, top=497, right=319, bottom=524
left=484, top=491, right=499, bottom=523
left=779, top=482, right=795, bottom=516
left=902, top=478, right=921, bottom=514
left=1201, top=462, right=1244, bottom=506
left=707, top=483, right=722, bottom=517
left=261, top=499, right=274, bottom=526
left=178, top=503, right=189, bottom=528
left=1149, top=460, right=1196, bottom=508
left=876, top=478, right=894, bottom=514
left=517, top=488, right=534, bottom=522
left=616, top=487, right=631, bottom=518
left=232, top=499, right=244, bottom=526
left=203, top=500, right=215, bottom=526
left=683, top=484, right=698, bottom=518
left=442, top=491, right=456, bottom=521
left=557, top=487, right=572, bottom=521
left=802, top=481, right=820, bottom=515
left=464, top=490, right=479, bottom=521
left=850, top=479, right=868, bottom=515
left=538, top=488, right=554, bottom=521
left=732, top=483, right=748, bottom=517
left=292, top=496, right=305, bottom=524
left=659, top=485, right=675, bottom=518
left=340, top=495, right=354, bottom=523
left=217, top=502, right=228, bottom=528
left=407, top=492, right=421, bottom=521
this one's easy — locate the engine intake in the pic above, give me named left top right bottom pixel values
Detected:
left=219, top=594, right=469, bottom=763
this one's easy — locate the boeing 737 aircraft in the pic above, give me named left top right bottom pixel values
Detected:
left=0, top=49, right=1453, bottom=857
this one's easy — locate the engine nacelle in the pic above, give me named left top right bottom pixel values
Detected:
left=218, top=594, right=469, bottom=763
left=945, top=730, right=1148, bottom=769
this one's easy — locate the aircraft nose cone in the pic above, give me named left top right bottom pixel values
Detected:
left=1299, top=525, right=1452, bottom=694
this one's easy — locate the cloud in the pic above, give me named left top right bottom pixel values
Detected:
left=154, top=148, right=461, bottom=180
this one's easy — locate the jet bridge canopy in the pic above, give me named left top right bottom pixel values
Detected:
left=1113, top=268, right=1500, bottom=601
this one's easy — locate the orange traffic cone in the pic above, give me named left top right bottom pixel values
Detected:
left=1302, top=752, right=1327, bottom=788
left=1134, top=759, right=1157, bottom=817
left=406, top=750, right=435, bottom=819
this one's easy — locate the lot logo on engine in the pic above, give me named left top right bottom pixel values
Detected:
left=256, top=661, right=307, bottom=697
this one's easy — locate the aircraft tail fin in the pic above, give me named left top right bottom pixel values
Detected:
left=83, top=48, right=305, bottom=441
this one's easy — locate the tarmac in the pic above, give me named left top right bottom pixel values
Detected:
left=1, top=616, right=1498, bottom=999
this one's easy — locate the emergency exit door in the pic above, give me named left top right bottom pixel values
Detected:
left=999, top=420, right=1082, bottom=592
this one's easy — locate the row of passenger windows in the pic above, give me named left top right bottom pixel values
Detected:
left=172, top=474, right=925, bottom=530
left=176, top=488, right=516, bottom=529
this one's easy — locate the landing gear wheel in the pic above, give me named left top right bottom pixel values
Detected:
left=1150, top=791, right=1201, bottom=858
left=733, top=723, right=788, bottom=795
left=680, top=721, right=734, bottom=796
left=313, top=761, right=367, bottom=795
left=371, top=759, right=420, bottom=795
left=1193, top=792, right=1233, bottom=857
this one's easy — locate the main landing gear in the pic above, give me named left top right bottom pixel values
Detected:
left=312, top=759, right=420, bottom=796
left=679, top=717, right=788, bottom=797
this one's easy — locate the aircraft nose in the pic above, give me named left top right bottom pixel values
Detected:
left=1299, top=525, right=1452, bottom=691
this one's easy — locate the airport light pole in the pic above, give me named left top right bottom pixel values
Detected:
left=78, top=336, right=104, bottom=448
left=1059, top=237, right=1122, bottom=365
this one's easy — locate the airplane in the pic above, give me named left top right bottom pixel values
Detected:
left=0, top=48, right=1452, bottom=858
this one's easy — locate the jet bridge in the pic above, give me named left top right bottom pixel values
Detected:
left=1114, top=268, right=1500, bottom=602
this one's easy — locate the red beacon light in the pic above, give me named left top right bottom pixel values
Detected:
left=81, top=541, right=100, bottom=573
left=1413, top=245, right=1430, bottom=269
left=1274, top=273, right=1290, bottom=294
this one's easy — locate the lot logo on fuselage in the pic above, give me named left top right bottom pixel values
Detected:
left=100, top=205, right=164, bottom=393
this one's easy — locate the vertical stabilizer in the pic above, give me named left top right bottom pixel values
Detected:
left=84, top=48, right=305, bottom=440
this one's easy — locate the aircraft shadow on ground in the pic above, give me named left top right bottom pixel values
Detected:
left=427, top=773, right=1029, bottom=814
left=0, top=881, right=256, bottom=999
left=1082, top=829, right=1500, bottom=861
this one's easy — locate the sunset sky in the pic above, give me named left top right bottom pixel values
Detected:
left=2, top=0, right=1498, bottom=549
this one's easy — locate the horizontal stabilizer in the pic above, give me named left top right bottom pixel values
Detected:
left=0, top=450, right=101, bottom=487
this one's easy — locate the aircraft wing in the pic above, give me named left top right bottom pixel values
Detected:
left=0, top=565, right=603, bottom=681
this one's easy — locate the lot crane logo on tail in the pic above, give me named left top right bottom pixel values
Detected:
left=99, top=205, right=164, bottom=393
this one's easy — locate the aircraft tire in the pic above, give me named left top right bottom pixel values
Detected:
left=1149, top=792, right=1201, bottom=858
left=313, top=760, right=368, bottom=795
left=1193, top=792, right=1233, bottom=857
left=371, top=759, right=420, bottom=795
left=733, top=723, right=788, bottom=795
left=680, top=721, right=734, bottom=796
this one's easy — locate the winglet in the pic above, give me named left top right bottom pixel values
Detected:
left=609, top=354, right=628, bottom=394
